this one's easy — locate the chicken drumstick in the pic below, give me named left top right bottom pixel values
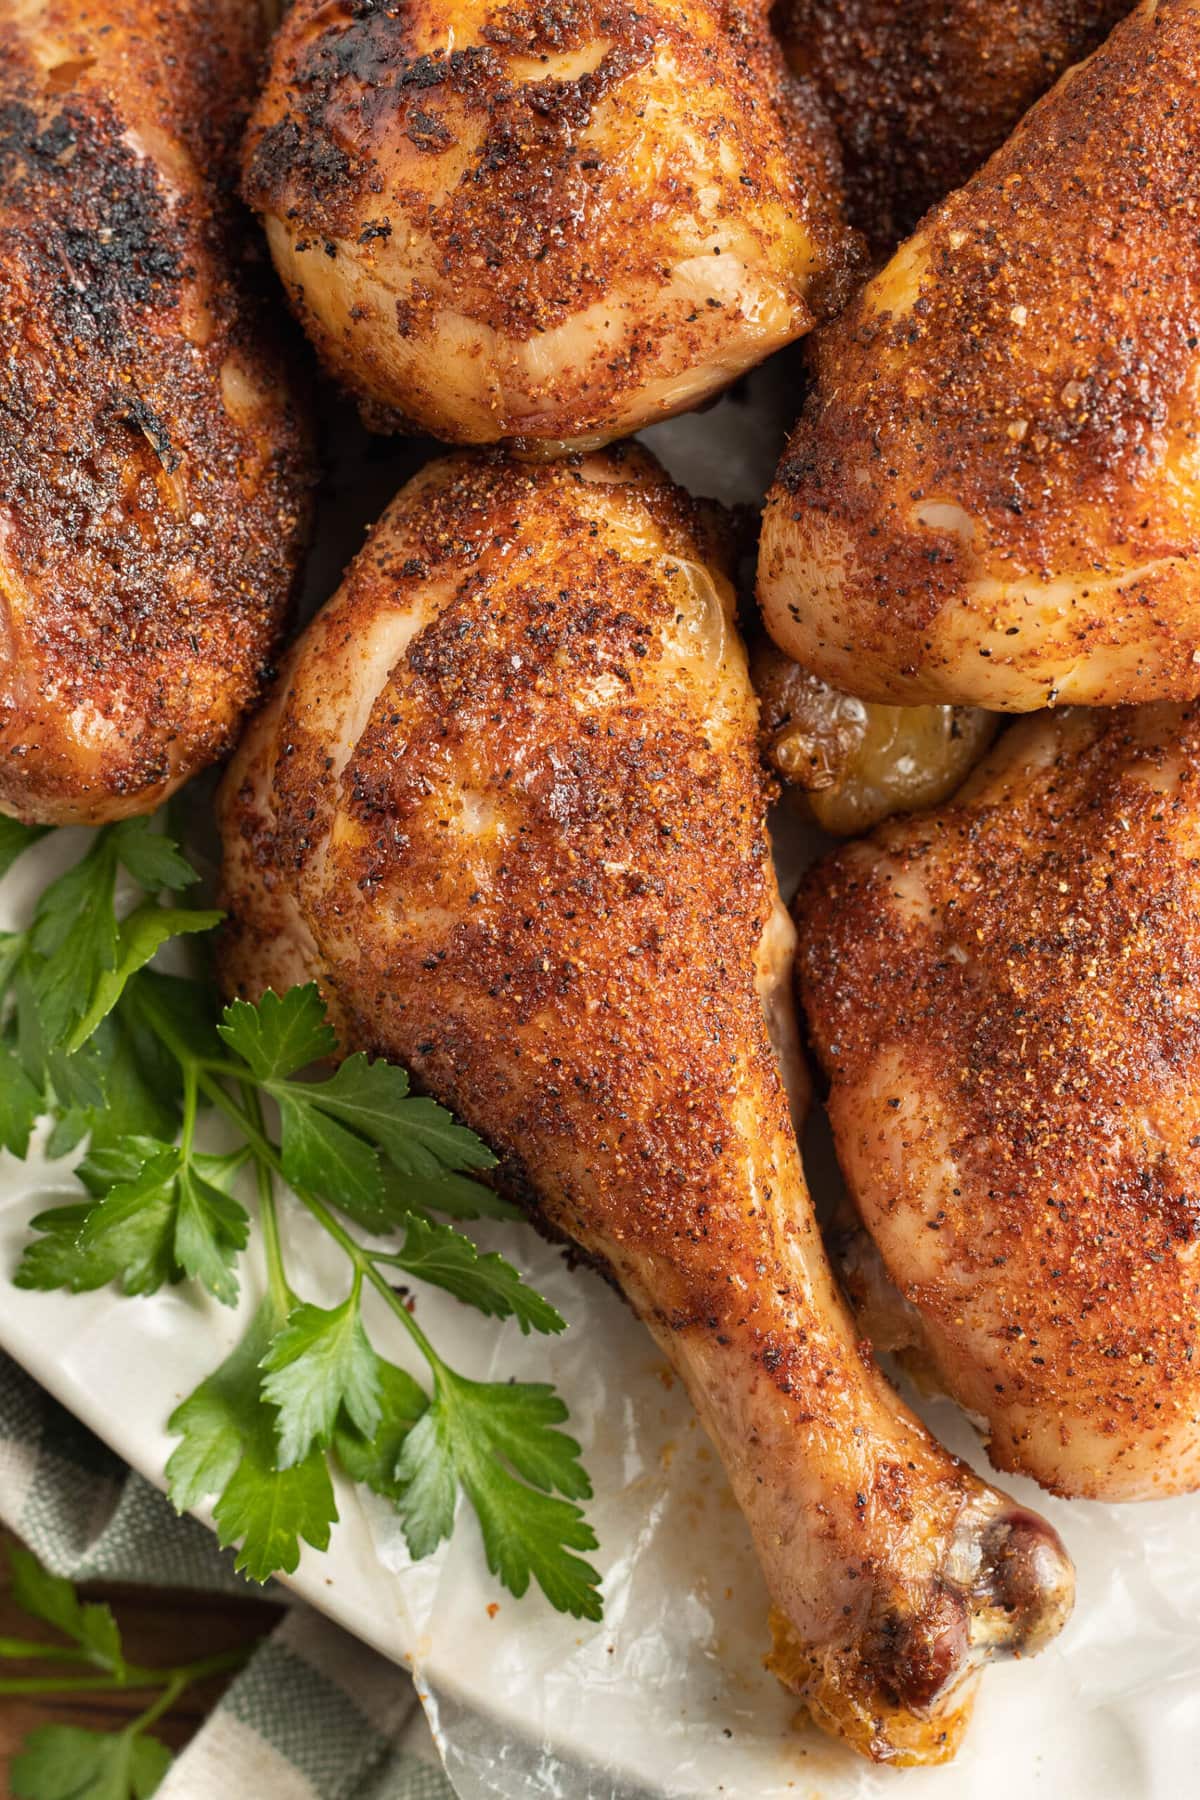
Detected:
left=0, top=0, right=311, bottom=824
left=242, top=0, right=853, bottom=453
left=759, top=0, right=1200, bottom=712
left=218, top=447, right=1073, bottom=1765
left=798, top=702, right=1200, bottom=1501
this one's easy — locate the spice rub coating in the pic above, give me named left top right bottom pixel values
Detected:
left=797, top=704, right=1200, bottom=1499
left=218, top=446, right=1072, bottom=1766
left=758, top=0, right=1200, bottom=713
left=242, top=0, right=854, bottom=451
left=0, top=0, right=312, bottom=825
left=775, top=0, right=1129, bottom=250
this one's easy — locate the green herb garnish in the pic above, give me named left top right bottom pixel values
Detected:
left=2, top=819, right=602, bottom=1621
left=2, top=1542, right=252, bottom=1800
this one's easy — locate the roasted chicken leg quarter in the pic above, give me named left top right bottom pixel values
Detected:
left=218, top=447, right=1073, bottom=1765
left=242, top=0, right=854, bottom=453
left=797, top=704, right=1200, bottom=1501
left=759, top=0, right=1200, bottom=712
left=0, top=0, right=311, bottom=825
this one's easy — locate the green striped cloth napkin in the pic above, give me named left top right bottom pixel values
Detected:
left=0, top=1353, right=456, bottom=1800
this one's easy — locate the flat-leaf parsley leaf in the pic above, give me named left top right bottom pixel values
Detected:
left=4, top=822, right=602, bottom=1621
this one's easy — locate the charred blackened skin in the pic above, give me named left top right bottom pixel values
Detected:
left=242, top=0, right=857, bottom=447
left=244, top=13, right=655, bottom=284
left=0, top=0, right=313, bottom=825
left=867, top=1590, right=969, bottom=1715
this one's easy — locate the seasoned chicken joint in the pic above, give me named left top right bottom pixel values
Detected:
left=774, top=0, right=1129, bottom=250
left=218, top=448, right=1072, bottom=1765
left=241, top=0, right=854, bottom=453
left=797, top=704, right=1200, bottom=1501
left=0, top=0, right=311, bottom=825
left=750, top=636, right=997, bottom=835
left=759, top=0, right=1200, bottom=713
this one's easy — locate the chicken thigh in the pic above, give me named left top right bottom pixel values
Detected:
left=218, top=446, right=1072, bottom=1765
left=758, top=0, right=1200, bottom=712
left=797, top=703, right=1200, bottom=1500
left=241, top=0, right=854, bottom=453
left=0, top=0, right=311, bottom=825
left=774, top=0, right=1129, bottom=251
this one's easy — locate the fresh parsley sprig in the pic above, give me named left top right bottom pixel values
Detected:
left=2, top=818, right=602, bottom=1622
left=0, top=816, right=217, bottom=1163
left=2, top=1542, right=251, bottom=1800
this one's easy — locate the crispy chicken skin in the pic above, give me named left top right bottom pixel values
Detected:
left=0, top=0, right=312, bottom=826
left=774, top=0, right=1129, bottom=251
left=241, top=0, right=855, bottom=454
left=758, top=0, right=1200, bottom=713
left=797, top=704, right=1200, bottom=1501
left=217, top=447, right=1072, bottom=1765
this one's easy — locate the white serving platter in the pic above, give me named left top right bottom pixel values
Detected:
left=3, top=382, right=1200, bottom=1799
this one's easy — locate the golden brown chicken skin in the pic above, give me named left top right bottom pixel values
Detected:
left=0, top=0, right=311, bottom=825
left=241, top=0, right=855, bottom=453
left=774, top=0, right=1129, bottom=251
left=797, top=703, right=1200, bottom=1501
left=758, top=0, right=1200, bottom=713
left=218, top=446, right=1072, bottom=1766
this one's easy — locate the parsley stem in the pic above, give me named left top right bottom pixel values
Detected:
left=0, top=1638, right=99, bottom=1663
left=127, top=1667, right=188, bottom=1735
left=198, top=1055, right=274, bottom=1085
left=0, top=1675, right=137, bottom=1696
left=122, top=981, right=289, bottom=1319
left=363, top=1260, right=442, bottom=1370
left=191, top=1074, right=267, bottom=1161
left=289, top=1185, right=445, bottom=1373
left=180, top=1064, right=198, bottom=1163
left=127, top=981, right=447, bottom=1377
left=127, top=982, right=275, bottom=1178
left=241, top=1086, right=290, bottom=1316
left=185, top=1064, right=444, bottom=1371
left=0, top=1647, right=247, bottom=1698
left=135, top=1647, right=251, bottom=1688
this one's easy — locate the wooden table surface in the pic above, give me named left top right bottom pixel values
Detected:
left=0, top=1526, right=284, bottom=1778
